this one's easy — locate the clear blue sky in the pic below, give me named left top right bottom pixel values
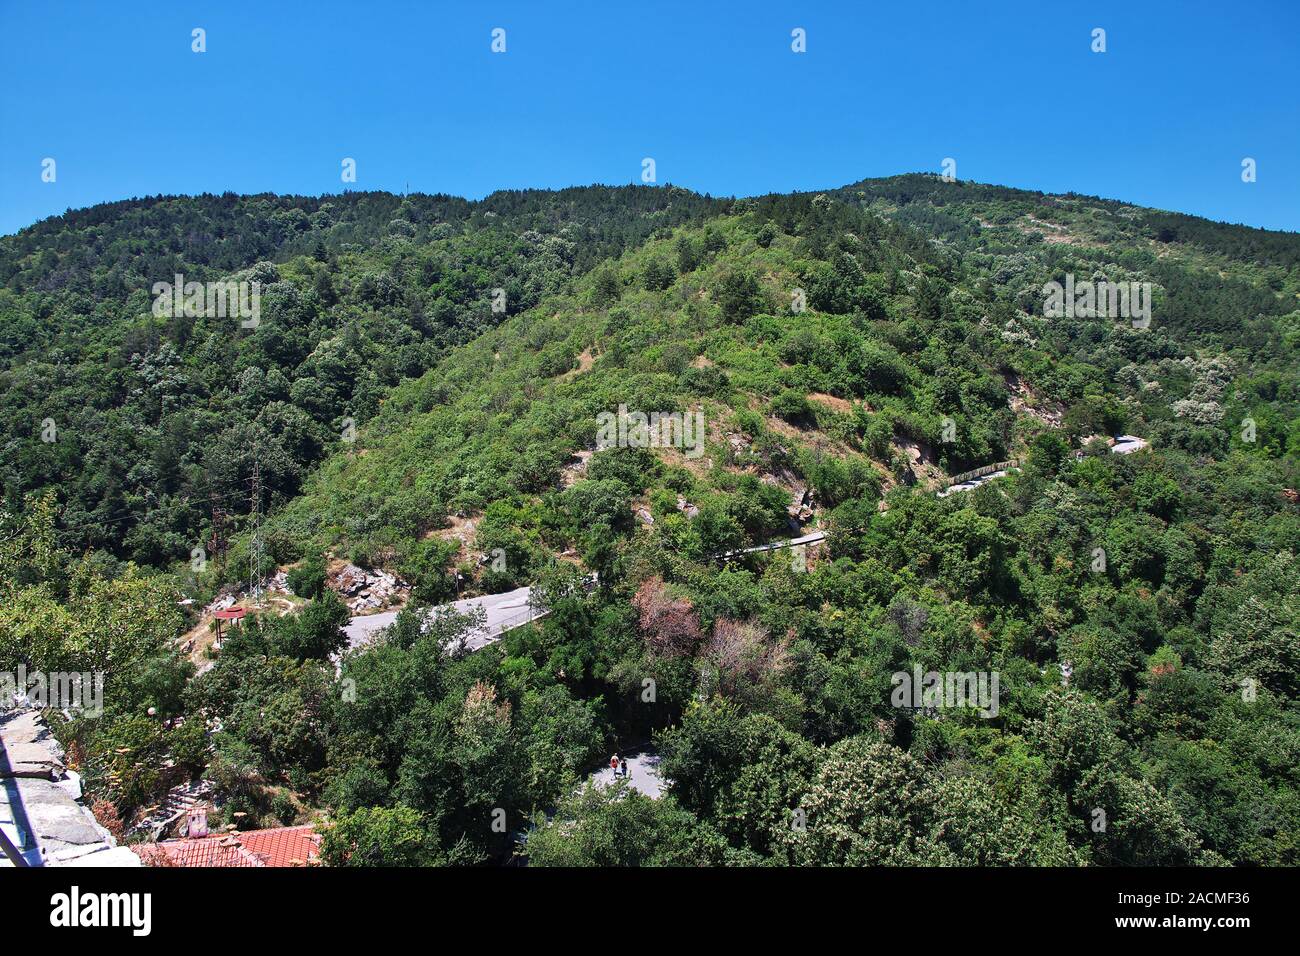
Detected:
left=2, top=0, right=1297, bottom=236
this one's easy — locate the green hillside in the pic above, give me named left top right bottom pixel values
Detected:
left=2, top=176, right=1298, bottom=867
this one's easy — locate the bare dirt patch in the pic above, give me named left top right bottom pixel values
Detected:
left=893, top=437, right=948, bottom=491
left=560, top=449, right=594, bottom=488
left=1004, top=372, right=1064, bottom=427
left=178, top=587, right=297, bottom=669
left=560, top=347, right=596, bottom=380
left=179, top=615, right=218, bottom=668
left=425, top=513, right=481, bottom=564
left=1017, top=216, right=1084, bottom=246
left=807, top=392, right=854, bottom=415
left=656, top=444, right=714, bottom=478
left=764, top=415, right=858, bottom=458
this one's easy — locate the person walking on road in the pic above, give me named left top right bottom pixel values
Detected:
left=610, top=754, right=619, bottom=776
left=620, top=757, right=629, bottom=779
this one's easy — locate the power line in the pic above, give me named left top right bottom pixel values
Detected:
left=36, top=486, right=250, bottom=541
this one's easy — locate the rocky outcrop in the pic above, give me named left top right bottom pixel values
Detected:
left=328, top=563, right=408, bottom=613
left=787, top=486, right=815, bottom=525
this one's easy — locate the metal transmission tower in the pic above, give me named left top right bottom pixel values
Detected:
left=208, top=495, right=229, bottom=579
left=247, top=450, right=265, bottom=605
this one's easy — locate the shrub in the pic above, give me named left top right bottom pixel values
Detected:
left=286, top=553, right=328, bottom=599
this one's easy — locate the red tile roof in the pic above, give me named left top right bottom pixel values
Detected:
left=237, top=825, right=321, bottom=867
left=136, top=825, right=320, bottom=868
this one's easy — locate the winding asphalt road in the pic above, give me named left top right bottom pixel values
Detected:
left=720, top=530, right=828, bottom=560
left=344, top=585, right=546, bottom=652
left=345, top=438, right=1147, bottom=647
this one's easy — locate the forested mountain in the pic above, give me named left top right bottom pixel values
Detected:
left=0, top=185, right=724, bottom=562
left=2, top=175, right=1297, bottom=866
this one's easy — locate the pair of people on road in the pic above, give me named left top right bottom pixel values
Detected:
left=609, top=754, right=629, bottom=778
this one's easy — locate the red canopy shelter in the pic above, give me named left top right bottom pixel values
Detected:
left=213, top=606, right=247, bottom=646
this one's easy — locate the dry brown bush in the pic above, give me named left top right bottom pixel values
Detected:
left=702, top=618, right=791, bottom=695
left=632, top=576, right=703, bottom=657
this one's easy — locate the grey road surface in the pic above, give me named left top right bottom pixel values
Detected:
left=1111, top=435, right=1150, bottom=455
left=938, top=435, right=1148, bottom=498
left=344, top=585, right=546, bottom=653
left=590, top=750, right=665, bottom=799
left=720, top=530, right=828, bottom=560
left=937, top=469, right=1011, bottom=498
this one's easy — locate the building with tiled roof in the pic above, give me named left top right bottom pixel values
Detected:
left=137, top=823, right=320, bottom=868
left=236, top=825, right=321, bottom=866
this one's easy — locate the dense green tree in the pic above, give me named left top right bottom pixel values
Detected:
left=322, top=805, right=442, bottom=867
left=525, top=784, right=699, bottom=867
